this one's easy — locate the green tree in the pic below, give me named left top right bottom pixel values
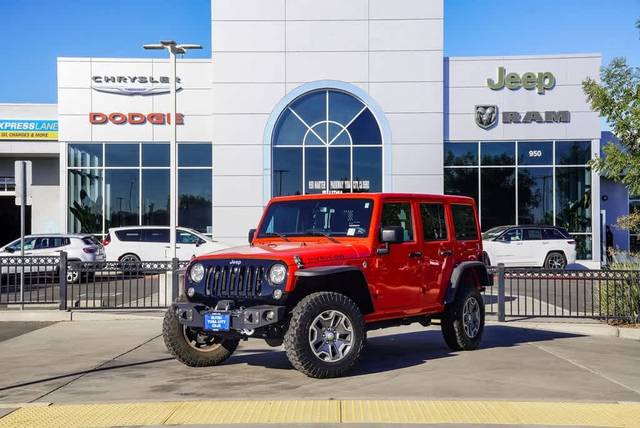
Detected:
left=583, top=51, right=640, bottom=232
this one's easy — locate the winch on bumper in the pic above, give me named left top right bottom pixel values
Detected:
left=173, top=300, right=287, bottom=332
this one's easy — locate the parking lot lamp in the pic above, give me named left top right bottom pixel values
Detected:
left=143, top=41, right=201, bottom=259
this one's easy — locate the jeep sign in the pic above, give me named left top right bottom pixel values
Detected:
left=487, top=67, right=556, bottom=94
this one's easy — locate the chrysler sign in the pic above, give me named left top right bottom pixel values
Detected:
left=91, top=75, right=182, bottom=96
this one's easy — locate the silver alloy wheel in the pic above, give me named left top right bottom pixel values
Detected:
left=183, top=326, right=222, bottom=352
left=547, top=253, right=566, bottom=269
left=308, top=310, right=354, bottom=363
left=120, top=254, right=139, bottom=263
left=462, top=297, right=481, bottom=339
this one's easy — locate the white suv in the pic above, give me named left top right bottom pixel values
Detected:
left=0, top=234, right=105, bottom=282
left=103, top=226, right=229, bottom=262
left=482, top=225, right=577, bottom=269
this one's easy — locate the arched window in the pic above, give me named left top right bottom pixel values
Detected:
left=271, top=89, right=383, bottom=196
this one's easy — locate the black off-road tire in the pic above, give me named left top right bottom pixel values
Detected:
left=441, top=285, right=485, bottom=351
left=162, top=308, right=239, bottom=367
left=284, top=292, right=366, bottom=379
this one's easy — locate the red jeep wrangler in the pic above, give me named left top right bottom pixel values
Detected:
left=163, top=193, right=491, bottom=378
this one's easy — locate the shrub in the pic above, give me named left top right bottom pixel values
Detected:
left=600, top=252, right=640, bottom=324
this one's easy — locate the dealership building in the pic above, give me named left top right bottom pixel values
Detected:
left=2, top=0, right=636, bottom=266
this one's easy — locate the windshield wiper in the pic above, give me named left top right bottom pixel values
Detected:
left=303, top=229, right=339, bottom=243
left=262, top=232, right=290, bottom=242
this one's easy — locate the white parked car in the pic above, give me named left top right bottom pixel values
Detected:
left=482, top=225, right=577, bottom=269
left=103, top=226, right=229, bottom=262
left=0, top=234, right=105, bottom=283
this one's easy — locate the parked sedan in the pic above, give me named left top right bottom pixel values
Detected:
left=103, top=226, right=229, bottom=262
left=482, top=225, right=577, bottom=269
left=0, top=234, right=105, bottom=283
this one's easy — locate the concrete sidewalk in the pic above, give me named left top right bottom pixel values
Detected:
left=1, top=318, right=639, bottom=406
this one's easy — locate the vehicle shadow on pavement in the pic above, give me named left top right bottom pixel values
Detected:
left=223, top=325, right=583, bottom=376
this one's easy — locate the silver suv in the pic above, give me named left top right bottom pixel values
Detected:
left=0, top=234, right=105, bottom=283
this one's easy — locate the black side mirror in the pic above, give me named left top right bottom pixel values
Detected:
left=248, top=228, right=256, bottom=245
left=5, top=247, right=14, bottom=253
left=377, top=226, right=404, bottom=255
left=380, top=226, right=404, bottom=244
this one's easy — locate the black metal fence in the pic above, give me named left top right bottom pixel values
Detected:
left=0, top=253, right=188, bottom=310
left=486, top=265, right=640, bottom=323
left=1, top=255, right=639, bottom=323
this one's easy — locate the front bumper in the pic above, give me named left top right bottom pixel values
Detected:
left=173, top=300, right=287, bottom=331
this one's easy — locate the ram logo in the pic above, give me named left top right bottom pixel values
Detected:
left=475, top=105, right=498, bottom=129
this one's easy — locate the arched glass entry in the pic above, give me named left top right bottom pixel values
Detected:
left=271, top=89, right=383, bottom=196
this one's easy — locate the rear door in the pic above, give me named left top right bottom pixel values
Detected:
left=418, top=201, right=454, bottom=308
left=522, top=228, right=544, bottom=266
left=142, top=229, right=169, bottom=260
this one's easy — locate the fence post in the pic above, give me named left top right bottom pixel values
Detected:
left=171, top=257, right=179, bottom=304
left=497, top=263, right=505, bottom=322
left=58, top=251, right=67, bottom=311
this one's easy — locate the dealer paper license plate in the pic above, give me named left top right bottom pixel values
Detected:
left=204, top=312, right=230, bottom=331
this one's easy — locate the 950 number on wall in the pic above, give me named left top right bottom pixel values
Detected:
left=528, top=150, right=543, bottom=158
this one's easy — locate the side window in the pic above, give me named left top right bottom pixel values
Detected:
left=177, top=231, right=199, bottom=244
left=451, top=204, right=478, bottom=241
left=143, top=229, right=170, bottom=243
left=543, top=228, right=564, bottom=240
left=381, top=203, right=414, bottom=242
left=420, top=203, right=448, bottom=241
left=116, top=230, right=142, bottom=242
left=502, top=228, right=523, bottom=242
left=9, top=237, right=36, bottom=251
left=35, top=238, right=49, bottom=249
left=523, top=228, right=542, bottom=240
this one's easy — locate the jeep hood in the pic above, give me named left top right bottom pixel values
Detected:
left=197, top=241, right=371, bottom=265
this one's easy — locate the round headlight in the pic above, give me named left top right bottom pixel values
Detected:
left=268, top=263, right=287, bottom=285
left=189, top=263, right=205, bottom=283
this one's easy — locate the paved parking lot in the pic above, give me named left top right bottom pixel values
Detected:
left=1, top=318, right=639, bottom=406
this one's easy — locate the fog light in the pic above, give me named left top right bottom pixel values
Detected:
left=272, top=289, right=283, bottom=300
left=186, top=287, right=196, bottom=297
left=265, top=310, right=276, bottom=321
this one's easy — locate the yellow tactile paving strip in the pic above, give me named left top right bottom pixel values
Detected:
left=0, top=400, right=639, bottom=427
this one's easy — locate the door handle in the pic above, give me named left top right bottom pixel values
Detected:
left=439, top=249, right=453, bottom=257
left=408, top=251, right=423, bottom=258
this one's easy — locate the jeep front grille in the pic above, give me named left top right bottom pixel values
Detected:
left=204, top=264, right=265, bottom=298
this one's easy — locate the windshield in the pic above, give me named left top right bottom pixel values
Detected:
left=481, top=226, right=510, bottom=240
left=258, top=199, right=374, bottom=238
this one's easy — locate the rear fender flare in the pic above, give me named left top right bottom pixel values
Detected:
left=444, top=261, right=491, bottom=305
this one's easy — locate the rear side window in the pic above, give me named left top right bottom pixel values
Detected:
left=420, top=203, right=448, bottom=241
left=543, top=228, right=567, bottom=239
left=34, top=237, right=69, bottom=249
left=143, top=229, right=170, bottom=243
left=523, top=228, right=542, bottom=240
left=115, top=230, right=142, bottom=242
left=451, top=204, right=478, bottom=241
left=381, top=203, right=414, bottom=242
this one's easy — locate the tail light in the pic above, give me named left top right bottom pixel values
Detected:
left=83, top=247, right=97, bottom=254
left=567, top=240, right=575, bottom=245
left=103, top=234, right=111, bottom=246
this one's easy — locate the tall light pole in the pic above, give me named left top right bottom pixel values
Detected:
left=143, top=40, right=201, bottom=259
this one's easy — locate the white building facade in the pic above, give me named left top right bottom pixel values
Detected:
left=6, top=0, right=604, bottom=264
